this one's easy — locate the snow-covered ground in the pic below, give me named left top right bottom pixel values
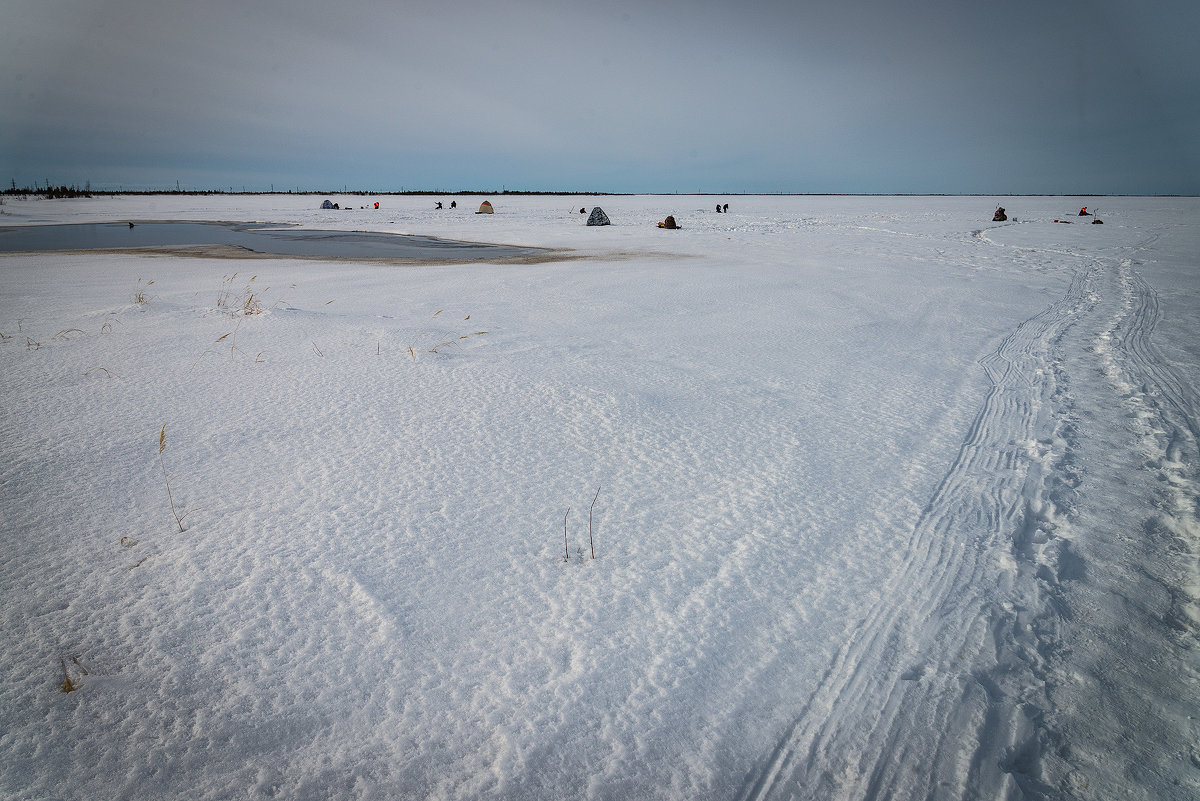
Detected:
left=1, top=194, right=1198, bottom=800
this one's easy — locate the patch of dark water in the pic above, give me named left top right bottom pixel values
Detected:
left=0, top=221, right=542, bottom=261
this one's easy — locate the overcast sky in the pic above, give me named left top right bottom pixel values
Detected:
left=3, top=0, right=1197, bottom=194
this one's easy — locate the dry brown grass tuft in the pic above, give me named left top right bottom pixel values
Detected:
left=217, top=273, right=268, bottom=316
left=132, top=278, right=154, bottom=305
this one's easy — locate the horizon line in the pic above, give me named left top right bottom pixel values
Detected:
left=6, top=187, right=1197, bottom=199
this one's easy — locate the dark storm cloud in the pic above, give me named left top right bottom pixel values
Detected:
left=3, top=0, right=1197, bottom=193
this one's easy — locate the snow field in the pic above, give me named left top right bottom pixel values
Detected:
left=1, top=195, right=1198, bottom=800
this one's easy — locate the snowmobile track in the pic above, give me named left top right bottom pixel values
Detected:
left=739, top=248, right=1105, bottom=801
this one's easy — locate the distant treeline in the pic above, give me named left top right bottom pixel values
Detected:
left=4, top=182, right=619, bottom=199
left=5, top=183, right=95, bottom=199
left=7, top=183, right=1172, bottom=198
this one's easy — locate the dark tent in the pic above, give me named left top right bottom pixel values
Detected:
left=586, top=207, right=611, bottom=226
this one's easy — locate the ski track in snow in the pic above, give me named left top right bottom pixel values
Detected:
left=740, top=224, right=1200, bottom=800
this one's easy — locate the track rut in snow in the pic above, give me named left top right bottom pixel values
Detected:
left=1104, top=251, right=1200, bottom=631
left=740, top=256, right=1102, bottom=801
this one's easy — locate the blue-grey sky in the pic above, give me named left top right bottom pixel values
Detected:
left=3, top=0, right=1197, bottom=194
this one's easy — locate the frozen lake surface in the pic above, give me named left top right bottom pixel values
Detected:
left=0, top=220, right=542, bottom=260
left=1, top=193, right=1198, bottom=800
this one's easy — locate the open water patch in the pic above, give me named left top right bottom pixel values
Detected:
left=0, top=221, right=546, bottom=261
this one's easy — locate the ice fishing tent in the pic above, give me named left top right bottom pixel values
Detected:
left=476, top=200, right=494, bottom=214
left=587, top=207, right=611, bottom=226
left=321, top=199, right=335, bottom=209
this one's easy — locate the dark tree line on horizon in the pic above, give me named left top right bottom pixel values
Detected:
left=6, top=180, right=1166, bottom=198
left=4, top=180, right=620, bottom=199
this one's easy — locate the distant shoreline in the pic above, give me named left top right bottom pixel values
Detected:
left=4, top=188, right=1196, bottom=199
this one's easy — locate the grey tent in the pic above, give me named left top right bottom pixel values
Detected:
left=586, top=207, right=611, bottom=226
left=321, top=199, right=335, bottom=209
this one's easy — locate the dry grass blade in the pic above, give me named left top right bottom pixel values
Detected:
left=216, top=273, right=238, bottom=308
left=158, top=425, right=184, bottom=532
left=589, top=485, right=601, bottom=559
left=563, top=507, right=571, bottom=562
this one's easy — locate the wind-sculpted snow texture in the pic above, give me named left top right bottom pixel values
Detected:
left=1, top=195, right=1197, bottom=800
